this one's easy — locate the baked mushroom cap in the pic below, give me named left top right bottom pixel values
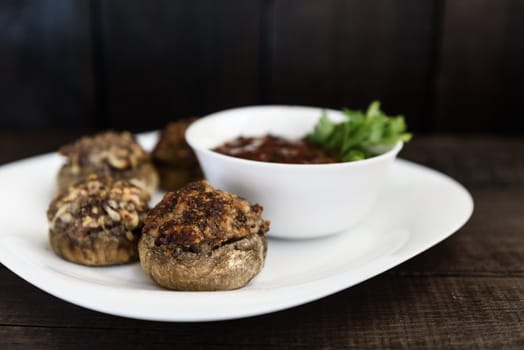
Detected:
left=57, top=131, right=158, bottom=194
left=151, top=119, right=203, bottom=191
left=139, top=180, right=270, bottom=291
left=47, top=175, right=151, bottom=266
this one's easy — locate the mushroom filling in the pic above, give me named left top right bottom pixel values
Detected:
left=142, top=180, right=270, bottom=254
left=49, top=177, right=149, bottom=233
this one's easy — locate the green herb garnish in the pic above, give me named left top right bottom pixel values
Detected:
left=307, top=101, right=412, bottom=162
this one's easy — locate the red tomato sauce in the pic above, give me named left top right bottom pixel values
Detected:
left=213, top=135, right=341, bottom=164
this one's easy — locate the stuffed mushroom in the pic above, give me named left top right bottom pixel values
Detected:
left=151, top=118, right=203, bottom=191
left=139, top=180, right=269, bottom=291
left=47, top=175, right=151, bottom=266
left=57, top=131, right=158, bottom=194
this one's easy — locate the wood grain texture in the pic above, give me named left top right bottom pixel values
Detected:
left=97, top=0, right=263, bottom=130
left=434, top=0, right=524, bottom=133
left=400, top=135, right=524, bottom=187
left=0, top=0, right=94, bottom=128
left=1, top=1, right=524, bottom=133
left=267, top=0, right=437, bottom=131
left=0, top=130, right=89, bottom=165
left=392, top=187, right=524, bottom=276
left=1, top=269, right=523, bottom=349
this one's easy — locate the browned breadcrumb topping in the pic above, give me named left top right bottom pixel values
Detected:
left=60, top=131, right=149, bottom=173
left=152, top=118, right=199, bottom=166
left=47, top=175, right=150, bottom=239
left=142, top=180, right=269, bottom=251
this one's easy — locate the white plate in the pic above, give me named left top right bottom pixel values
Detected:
left=0, top=133, right=473, bottom=322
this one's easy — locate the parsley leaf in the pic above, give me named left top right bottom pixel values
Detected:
left=307, top=101, right=412, bottom=161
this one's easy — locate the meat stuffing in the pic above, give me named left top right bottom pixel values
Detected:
left=47, top=175, right=150, bottom=266
left=57, top=131, right=158, bottom=194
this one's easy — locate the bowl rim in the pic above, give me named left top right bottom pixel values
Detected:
left=185, top=105, right=404, bottom=169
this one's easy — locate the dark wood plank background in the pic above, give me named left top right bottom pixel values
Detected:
left=1, top=0, right=523, bottom=133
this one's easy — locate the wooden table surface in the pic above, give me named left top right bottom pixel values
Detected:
left=0, top=131, right=523, bottom=349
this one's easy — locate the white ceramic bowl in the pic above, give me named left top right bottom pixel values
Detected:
left=185, top=105, right=403, bottom=239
